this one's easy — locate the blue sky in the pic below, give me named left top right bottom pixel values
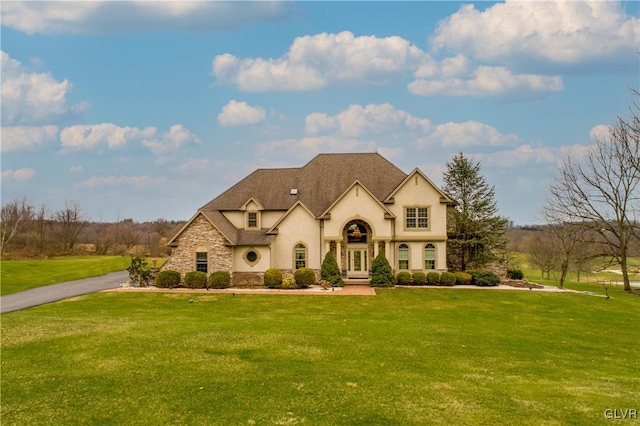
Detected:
left=1, top=1, right=638, bottom=225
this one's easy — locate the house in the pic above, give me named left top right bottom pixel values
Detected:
left=162, top=153, right=454, bottom=286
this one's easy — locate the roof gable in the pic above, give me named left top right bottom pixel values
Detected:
left=386, top=168, right=455, bottom=204
left=321, top=179, right=394, bottom=218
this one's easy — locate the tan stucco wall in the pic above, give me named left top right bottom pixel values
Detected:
left=162, top=214, right=232, bottom=278
left=388, top=173, right=448, bottom=239
left=233, top=246, right=271, bottom=272
left=272, top=205, right=320, bottom=271
left=323, top=183, right=393, bottom=240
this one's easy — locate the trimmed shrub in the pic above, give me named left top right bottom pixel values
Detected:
left=294, top=267, right=316, bottom=288
left=441, top=271, right=456, bottom=286
left=470, top=270, right=501, bottom=287
left=264, top=268, right=283, bottom=288
left=208, top=271, right=231, bottom=289
left=412, top=271, right=427, bottom=286
left=155, top=270, right=181, bottom=288
left=282, top=273, right=297, bottom=289
left=396, top=271, right=412, bottom=285
left=426, top=271, right=440, bottom=286
left=507, top=268, right=524, bottom=280
left=454, top=271, right=472, bottom=285
left=185, top=271, right=208, bottom=289
left=370, top=253, right=395, bottom=287
left=321, top=252, right=344, bottom=287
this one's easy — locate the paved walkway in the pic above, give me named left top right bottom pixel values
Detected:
left=0, top=270, right=129, bottom=314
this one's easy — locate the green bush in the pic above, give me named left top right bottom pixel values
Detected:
left=208, top=271, right=231, bottom=289
left=264, top=268, right=283, bottom=288
left=282, top=273, right=297, bottom=289
left=185, top=271, right=208, bottom=289
left=426, top=272, right=440, bottom=285
left=507, top=268, right=524, bottom=280
left=454, top=271, right=472, bottom=285
left=470, top=270, right=501, bottom=287
left=155, top=270, right=181, bottom=288
left=321, top=252, right=344, bottom=287
left=412, top=271, right=427, bottom=286
left=294, top=267, right=316, bottom=288
left=127, top=256, right=153, bottom=287
left=441, top=271, right=456, bottom=286
left=370, top=253, right=395, bottom=287
left=396, top=271, right=412, bottom=285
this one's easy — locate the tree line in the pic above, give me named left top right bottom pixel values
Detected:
left=0, top=199, right=184, bottom=258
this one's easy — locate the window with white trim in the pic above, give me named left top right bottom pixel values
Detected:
left=424, top=243, right=436, bottom=270
left=398, top=243, right=409, bottom=270
left=294, top=244, right=307, bottom=269
left=405, top=207, right=429, bottom=229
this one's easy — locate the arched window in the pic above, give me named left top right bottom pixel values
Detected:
left=398, top=243, right=409, bottom=270
left=294, top=244, right=307, bottom=269
left=424, top=243, right=436, bottom=270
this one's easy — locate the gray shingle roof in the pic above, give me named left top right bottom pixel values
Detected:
left=201, top=153, right=408, bottom=217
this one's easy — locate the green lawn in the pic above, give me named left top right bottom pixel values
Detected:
left=2, top=289, right=638, bottom=425
left=0, top=256, right=133, bottom=296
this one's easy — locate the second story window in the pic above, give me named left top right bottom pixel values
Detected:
left=405, top=207, right=429, bottom=229
left=247, top=212, right=258, bottom=228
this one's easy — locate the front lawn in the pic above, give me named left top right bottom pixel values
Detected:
left=0, top=256, right=133, bottom=296
left=1, top=289, right=638, bottom=425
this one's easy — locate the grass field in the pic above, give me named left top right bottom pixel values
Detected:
left=0, top=256, right=145, bottom=296
left=1, top=288, right=638, bottom=425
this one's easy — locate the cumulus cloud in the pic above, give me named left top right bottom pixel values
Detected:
left=474, top=143, right=592, bottom=169
left=1, top=50, right=89, bottom=125
left=60, top=123, right=155, bottom=150
left=305, top=103, right=432, bottom=138
left=59, top=123, right=199, bottom=154
left=76, top=175, right=167, bottom=189
left=213, top=31, right=428, bottom=92
left=218, top=100, right=266, bottom=127
left=259, top=136, right=373, bottom=157
left=141, top=124, right=201, bottom=155
left=421, top=121, right=519, bottom=148
left=1, top=1, right=297, bottom=34
left=409, top=66, right=563, bottom=99
left=431, top=1, right=639, bottom=71
left=1, top=168, right=36, bottom=182
left=1, top=125, right=59, bottom=152
left=589, top=124, right=611, bottom=141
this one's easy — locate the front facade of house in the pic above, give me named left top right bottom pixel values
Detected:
left=163, top=153, right=454, bottom=286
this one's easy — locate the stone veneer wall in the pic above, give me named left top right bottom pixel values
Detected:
left=162, top=214, right=233, bottom=278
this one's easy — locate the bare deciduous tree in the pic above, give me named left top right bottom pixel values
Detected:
left=526, top=232, right=559, bottom=280
left=0, top=198, right=34, bottom=255
left=53, top=201, right=88, bottom=252
left=545, top=95, right=640, bottom=291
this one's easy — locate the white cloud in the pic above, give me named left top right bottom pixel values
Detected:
left=1, top=125, right=59, bottom=152
left=431, top=1, right=639, bottom=71
left=409, top=66, right=563, bottom=98
left=474, top=143, right=592, bottom=169
left=69, top=165, right=84, bottom=173
left=422, top=121, right=519, bottom=148
left=589, top=124, right=611, bottom=141
left=305, top=103, right=432, bottom=138
left=1, top=168, right=36, bottom=182
left=60, top=123, right=155, bottom=150
left=141, top=124, right=201, bottom=155
left=218, top=100, right=266, bottom=127
left=76, top=175, right=167, bottom=189
left=59, top=123, right=199, bottom=154
left=213, top=31, right=429, bottom=92
left=1, top=51, right=89, bottom=125
left=1, top=2, right=297, bottom=35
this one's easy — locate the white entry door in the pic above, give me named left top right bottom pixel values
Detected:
left=347, top=247, right=368, bottom=278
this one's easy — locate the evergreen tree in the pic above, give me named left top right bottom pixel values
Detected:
left=321, top=251, right=344, bottom=287
left=443, top=152, right=508, bottom=271
left=370, top=252, right=395, bottom=287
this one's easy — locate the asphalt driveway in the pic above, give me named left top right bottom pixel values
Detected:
left=0, top=270, right=129, bottom=313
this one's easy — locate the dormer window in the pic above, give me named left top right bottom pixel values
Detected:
left=247, top=211, right=258, bottom=229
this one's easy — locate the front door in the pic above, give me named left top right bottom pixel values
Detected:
left=347, top=247, right=368, bottom=278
